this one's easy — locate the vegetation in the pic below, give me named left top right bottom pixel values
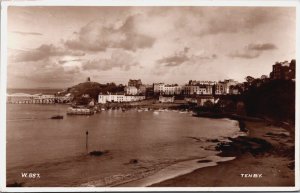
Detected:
left=241, top=79, right=295, bottom=123
left=61, top=81, right=125, bottom=104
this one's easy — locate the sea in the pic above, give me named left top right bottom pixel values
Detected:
left=6, top=89, right=242, bottom=187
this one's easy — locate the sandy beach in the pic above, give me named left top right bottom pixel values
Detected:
left=151, top=121, right=295, bottom=187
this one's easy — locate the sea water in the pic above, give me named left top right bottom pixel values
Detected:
left=6, top=104, right=240, bottom=187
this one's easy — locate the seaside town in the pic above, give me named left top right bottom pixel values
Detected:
left=7, top=59, right=296, bottom=117
left=4, top=5, right=297, bottom=189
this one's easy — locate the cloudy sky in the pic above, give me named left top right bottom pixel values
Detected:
left=7, top=6, right=295, bottom=88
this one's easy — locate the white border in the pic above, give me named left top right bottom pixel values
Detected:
left=1, top=0, right=299, bottom=192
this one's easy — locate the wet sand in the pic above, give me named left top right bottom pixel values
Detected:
left=151, top=121, right=295, bottom=187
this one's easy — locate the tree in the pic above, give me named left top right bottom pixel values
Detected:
left=245, top=76, right=255, bottom=83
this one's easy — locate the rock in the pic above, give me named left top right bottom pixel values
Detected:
left=216, top=136, right=273, bottom=157
left=197, top=160, right=211, bottom=163
left=89, top=150, right=108, bottom=156
left=207, top=139, right=220, bottom=143
left=129, top=159, right=138, bottom=164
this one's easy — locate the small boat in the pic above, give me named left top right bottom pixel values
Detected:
left=67, top=107, right=94, bottom=115
left=50, top=115, right=63, bottom=119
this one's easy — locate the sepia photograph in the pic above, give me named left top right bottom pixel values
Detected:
left=0, top=0, right=299, bottom=191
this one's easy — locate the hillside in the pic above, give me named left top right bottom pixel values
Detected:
left=59, top=81, right=125, bottom=101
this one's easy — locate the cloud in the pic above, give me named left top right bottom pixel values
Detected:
left=82, top=50, right=138, bottom=71
left=65, top=15, right=155, bottom=52
left=58, top=59, right=82, bottom=64
left=247, top=43, right=277, bottom=51
left=157, top=47, right=217, bottom=67
left=228, top=51, right=260, bottom=59
left=173, top=7, right=280, bottom=37
left=12, top=44, right=85, bottom=62
left=12, top=31, right=43, bottom=36
left=8, top=58, right=80, bottom=83
left=229, top=43, right=277, bottom=59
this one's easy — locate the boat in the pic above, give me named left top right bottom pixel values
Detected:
left=50, top=115, right=64, bottom=119
left=153, top=111, right=159, bottom=115
left=67, top=107, right=94, bottom=115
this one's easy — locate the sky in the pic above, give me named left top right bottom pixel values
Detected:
left=7, top=6, right=296, bottom=88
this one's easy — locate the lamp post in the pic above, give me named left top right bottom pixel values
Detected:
left=86, top=131, right=89, bottom=153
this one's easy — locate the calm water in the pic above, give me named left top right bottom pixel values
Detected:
left=7, top=104, right=240, bottom=187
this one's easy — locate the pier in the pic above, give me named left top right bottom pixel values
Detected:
left=7, top=94, right=72, bottom=104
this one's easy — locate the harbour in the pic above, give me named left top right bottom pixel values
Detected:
left=6, top=103, right=240, bottom=187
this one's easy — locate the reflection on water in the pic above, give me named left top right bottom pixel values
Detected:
left=7, top=104, right=239, bottom=186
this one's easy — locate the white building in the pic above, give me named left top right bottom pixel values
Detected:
left=197, top=96, right=215, bottom=106
left=215, top=82, right=226, bottom=95
left=224, top=79, right=239, bottom=94
left=153, top=83, right=182, bottom=95
left=153, top=83, right=165, bottom=94
left=215, top=79, right=239, bottom=95
left=189, top=80, right=216, bottom=86
left=159, top=96, right=175, bottom=103
left=98, top=94, right=145, bottom=104
left=124, top=86, right=138, bottom=95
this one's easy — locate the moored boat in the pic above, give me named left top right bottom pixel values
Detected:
left=50, top=115, right=64, bottom=119
left=67, top=107, right=94, bottom=115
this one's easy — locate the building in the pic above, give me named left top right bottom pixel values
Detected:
left=188, top=80, right=216, bottom=86
left=224, top=79, right=239, bottom=94
left=215, top=82, right=226, bottom=95
left=183, top=85, right=211, bottom=95
left=197, top=96, right=215, bottom=106
left=138, top=85, right=147, bottom=94
left=98, top=94, right=145, bottom=104
left=270, top=60, right=295, bottom=80
left=159, top=96, right=175, bottom=103
left=183, top=80, right=215, bottom=95
left=153, top=83, right=165, bottom=94
left=128, top=79, right=142, bottom=88
left=154, top=83, right=183, bottom=95
left=184, top=96, right=215, bottom=106
left=163, top=84, right=176, bottom=95
left=124, top=86, right=138, bottom=95
left=184, top=97, right=198, bottom=104
left=214, top=79, right=239, bottom=95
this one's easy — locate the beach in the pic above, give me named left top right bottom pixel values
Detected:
left=151, top=121, right=295, bottom=187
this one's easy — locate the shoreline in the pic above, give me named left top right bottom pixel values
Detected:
left=150, top=120, right=295, bottom=187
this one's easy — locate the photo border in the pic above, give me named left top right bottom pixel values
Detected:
left=1, top=0, right=299, bottom=192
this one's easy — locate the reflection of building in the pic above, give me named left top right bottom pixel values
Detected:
left=124, top=86, right=138, bottom=95
left=98, top=94, right=145, bottom=104
left=270, top=60, right=296, bottom=80
left=159, top=96, right=175, bottom=103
